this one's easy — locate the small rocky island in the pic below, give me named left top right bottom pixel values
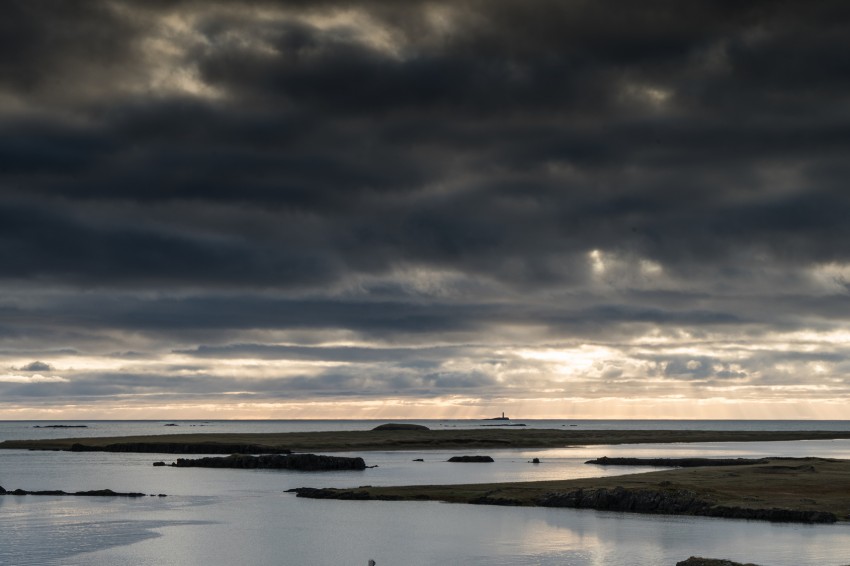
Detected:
left=371, top=423, right=430, bottom=431
left=168, top=453, right=367, bottom=471
left=448, top=455, right=494, bottom=463
left=484, top=412, right=509, bottom=421
left=0, top=485, right=156, bottom=497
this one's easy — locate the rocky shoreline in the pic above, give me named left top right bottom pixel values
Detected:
left=676, top=558, right=761, bottom=566
left=585, top=457, right=769, bottom=467
left=288, top=457, right=850, bottom=524
left=290, top=484, right=837, bottom=523
left=535, top=486, right=837, bottom=523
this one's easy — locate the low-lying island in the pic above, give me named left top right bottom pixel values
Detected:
left=4, top=428, right=850, bottom=453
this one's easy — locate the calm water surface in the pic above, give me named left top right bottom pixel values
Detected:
left=2, top=420, right=850, bottom=565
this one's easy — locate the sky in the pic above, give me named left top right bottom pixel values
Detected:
left=1, top=1, right=849, bottom=420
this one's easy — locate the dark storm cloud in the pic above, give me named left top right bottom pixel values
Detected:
left=2, top=1, right=850, bottom=411
left=16, top=361, right=52, bottom=372
left=0, top=1, right=141, bottom=97
left=177, top=343, right=469, bottom=362
left=0, top=291, right=764, bottom=348
left=0, top=366, right=498, bottom=403
left=1, top=0, right=848, bottom=290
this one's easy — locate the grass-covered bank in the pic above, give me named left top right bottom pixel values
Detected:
left=4, top=428, right=850, bottom=453
left=291, top=457, right=850, bottom=524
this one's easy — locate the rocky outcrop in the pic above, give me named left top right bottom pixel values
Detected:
left=1, top=488, right=148, bottom=497
left=290, top=487, right=374, bottom=500
left=538, top=487, right=707, bottom=514
left=69, top=442, right=290, bottom=455
left=448, top=455, right=494, bottom=463
left=586, top=457, right=768, bottom=467
left=288, top=487, right=422, bottom=501
left=676, top=558, right=761, bottom=566
left=371, top=423, right=430, bottom=431
left=469, top=494, right=524, bottom=506
left=536, top=487, right=837, bottom=523
left=171, top=453, right=367, bottom=471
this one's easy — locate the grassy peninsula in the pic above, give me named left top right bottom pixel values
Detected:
left=4, top=428, right=850, bottom=453
left=292, top=457, right=850, bottom=523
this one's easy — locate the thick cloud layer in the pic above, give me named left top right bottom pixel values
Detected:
left=1, top=1, right=849, bottom=418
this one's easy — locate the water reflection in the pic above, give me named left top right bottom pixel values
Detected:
left=5, top=422, right=850, bottom=565
left=65, top=496, right=850, bottom=566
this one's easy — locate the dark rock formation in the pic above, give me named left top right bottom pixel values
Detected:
left=290, top=487, right=372, bottom=500
left=1, top=488, right=148, bottom=497
left=152, top=461, right=167, bottom=467
left=69, top=442, right=290, bottom=455
left=536, top=487, right=837, bottom=523
left=531, top=458, right=540, bottom=464
left=676, top=558, right=761, bottom=566
left=172, top=453, right=367, bottom=471
left=586, top=457, right=769, bottom=467
left=34, top=425, right=88, bottom=428
left=538, top=486, right=708, bottom=514
left=288, top=487, right=419, bottom=502
left=371, top=423, right=430, bottom=431
left=412, top=458, right=424, bottom=462
left=469, top=495, right=524, bottom=506
left=448, top=455, right=494, bottom=463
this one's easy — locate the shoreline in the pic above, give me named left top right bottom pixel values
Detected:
left=291, top=457, right=850, bottom=524
left=4, top=428, right=850, bottom=453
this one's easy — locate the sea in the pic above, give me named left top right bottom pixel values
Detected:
left=2, top=420, right=850, bottom=566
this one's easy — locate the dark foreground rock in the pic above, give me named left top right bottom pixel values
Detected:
left=587, top=457, right=769, bottom=468
left=371, top=423, right=430, bottom=431
left=448, top=455, right=494, bottom=463
left=536, top=487, right=837, bottom=523
left=1, top=486, right=148, bottom=497
left=69, top=442, right=291, bottom=455
left=290, top=487, right=381, bottom=500
left=676, top=558, right=761, bottom=566
left=171, top=453, right=367, bottom=471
